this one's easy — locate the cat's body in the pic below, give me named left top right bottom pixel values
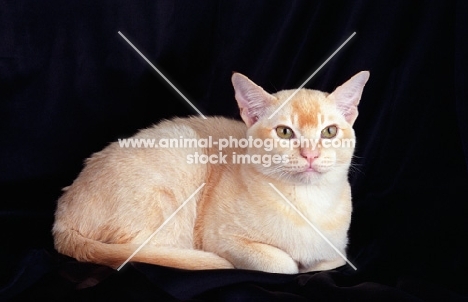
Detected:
left=53, top=71, right=369, bottom=274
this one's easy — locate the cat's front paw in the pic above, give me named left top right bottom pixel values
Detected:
left=225, top=241, right=299, bottom=274
left=301, top=257, right=346, bottom=272
left=236, top=253, right=299, bottom=274
left=269, top=261, right=299, bottom=274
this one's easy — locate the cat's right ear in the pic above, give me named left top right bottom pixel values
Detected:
left=231, top=73, right=276, bottom=127
left=329, top=71, right=370, bottom=125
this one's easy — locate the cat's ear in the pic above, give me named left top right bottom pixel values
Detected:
left=329, top=71, right=370, bottom=125
left=232, top=73, right=277, bottom=127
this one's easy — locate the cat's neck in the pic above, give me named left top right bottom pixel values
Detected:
left=239, top=164, right=348, bottom=210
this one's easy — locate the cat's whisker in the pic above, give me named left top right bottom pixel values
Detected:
left=348, top=163, right=364, bottom=175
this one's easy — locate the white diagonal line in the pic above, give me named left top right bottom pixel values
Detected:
left=268, top=183, right=357, bottom=271
left=117, top=183, right=206, bottom=271
left=118, top=31, right=207, bottom=119
left=268, top=32, right=356, bottom=119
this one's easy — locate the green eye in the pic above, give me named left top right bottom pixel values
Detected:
left=321, top=125, right=338, bottom=138
left=276, top=126, right=294, bottom=139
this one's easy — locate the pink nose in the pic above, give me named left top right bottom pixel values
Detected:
left=300, top=148, right=320, bottom=163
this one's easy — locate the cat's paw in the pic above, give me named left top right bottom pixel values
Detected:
left=270, top=262, right=299, bottom=274
left=245, top=255, right=299, bottom=274
left=301, top=257, right=346, bottom=272
left=226, top=241, right=299, bottom=274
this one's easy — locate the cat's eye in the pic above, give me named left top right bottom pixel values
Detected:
left=276, top=126, right=294, bottom=139
left=321, top=125, right=338, bottom=138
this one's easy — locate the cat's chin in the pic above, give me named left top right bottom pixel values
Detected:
left=297, top=171, right=323, bottom=185
left=276, top=170, right=324, bottom=186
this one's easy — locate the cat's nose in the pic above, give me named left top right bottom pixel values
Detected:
left=300, top=148, right=320, bottom=163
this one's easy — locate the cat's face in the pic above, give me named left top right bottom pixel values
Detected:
left=246, top=89, right=356, bottom=185
left=232, top=71, right=369, bottom=185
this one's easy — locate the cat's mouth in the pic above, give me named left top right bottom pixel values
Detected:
left=282, top=162, right=323, bottom=175
left=300, top=164, right=332, bottom=175
left=301, top=167, right=324, bottom=176
left=286, top=167, right=323, bottom=185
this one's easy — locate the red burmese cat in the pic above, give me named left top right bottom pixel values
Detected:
left=53, top=71, right=369, bottom=273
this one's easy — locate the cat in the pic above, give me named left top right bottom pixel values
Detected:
left=52, top=70, right=369, bottom=274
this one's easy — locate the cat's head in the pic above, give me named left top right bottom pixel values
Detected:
left=231, top=71, right=369, bottom=185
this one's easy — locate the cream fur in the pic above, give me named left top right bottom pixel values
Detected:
left=52, top=71, right=369, bottom=273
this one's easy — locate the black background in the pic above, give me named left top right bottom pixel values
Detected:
left=1, top=1, right=467, bottom=301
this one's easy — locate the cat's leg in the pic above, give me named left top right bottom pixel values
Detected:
left=300, top=257, right=346, bottom=273
left=221, top=240, right=299, bottom=274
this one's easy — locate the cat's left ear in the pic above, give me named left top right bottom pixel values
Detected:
left=329, top=71, right=370, bottom=125
left=232, top=73, right=277, bottom=127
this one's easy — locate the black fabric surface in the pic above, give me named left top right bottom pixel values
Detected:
left=1, top=1, right=467, bottom=301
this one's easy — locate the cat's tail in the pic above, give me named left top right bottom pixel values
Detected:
left=53, top=229, right=234, bottom=270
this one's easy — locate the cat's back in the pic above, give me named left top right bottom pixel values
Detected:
left=56, top=115, right=246, bottom=209
left=54, top=115, right=246, bottom=238
left=78, top=115, right=246, bottom=173
left=137, top=115, right=247, bottom=141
